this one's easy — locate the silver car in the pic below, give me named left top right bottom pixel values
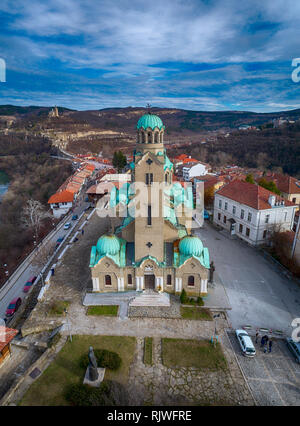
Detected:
left=235, top=329, right=256, bottom=357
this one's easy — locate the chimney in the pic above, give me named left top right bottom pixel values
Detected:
left=268, top=195, right=276, bottom=207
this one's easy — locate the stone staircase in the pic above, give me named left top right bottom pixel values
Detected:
left=129, top=290, right=170, bottom=307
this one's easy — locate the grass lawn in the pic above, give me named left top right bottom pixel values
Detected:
left=48, top=300, right=70, bottom=316
left=87, top=305, right=118, bottom=316
left=144, top=337, right=153, bottom=365
left=162, top=338, right=227, bottom=370
left=19, top=335, right=136, bottom=406
left=180, top=306, right=212, bottom=321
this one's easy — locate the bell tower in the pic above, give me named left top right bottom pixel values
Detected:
left=133, top=113, right=166, bottom=263
left=136, top=113, right=165, bottom=155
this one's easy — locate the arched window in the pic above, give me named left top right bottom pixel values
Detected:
left=105, top=275, right=111, bottom=286
left=155, top=132, right=159, bottom=143
left=188, top=275, right=194, bottom=286
left=167, top=274, right=172, bottom=285
left=141, top=132, right=145, bottom=143
left=148, top=132, right=151, bottom=143
left=128, top=274, right=132, bottom=285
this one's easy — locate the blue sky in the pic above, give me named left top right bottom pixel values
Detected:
left=0, top=0, right=300, bottom=112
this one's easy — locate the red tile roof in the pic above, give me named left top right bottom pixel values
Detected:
left=216, top=180, right=296, bottom=210
left=0, top=327, right=18, bottom=352
left=48, top=190, right=74, bottom=204
left=263, top=173, right=300, bottom=194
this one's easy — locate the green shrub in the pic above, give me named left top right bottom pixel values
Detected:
left=80, top=349, right=121, bottom=371
left=65, top=380, right=129, bottom=406
left=180, top=289, right=187, bottom=304
left=197, top=296, right=204, bottom=306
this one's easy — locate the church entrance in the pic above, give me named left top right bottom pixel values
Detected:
left=144, top=274, right=155, bottom=289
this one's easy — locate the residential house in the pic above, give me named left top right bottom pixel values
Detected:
left=48, top=190, right=75, bottom=218
left=262, top=173, right=300, bottom=208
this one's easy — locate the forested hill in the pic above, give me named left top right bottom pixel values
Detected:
left=1, top=104, right=300, bottom=134
left=206, top=122, right=300, bottom=176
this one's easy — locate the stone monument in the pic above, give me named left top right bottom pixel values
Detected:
left=83, top=346, right=105, bottom=387
left=209, top=261, right=215, bottom=283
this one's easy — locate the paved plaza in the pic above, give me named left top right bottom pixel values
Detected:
left=228, top=332, right=300, bottom=406
left=195, top=222, right=300, bottom=335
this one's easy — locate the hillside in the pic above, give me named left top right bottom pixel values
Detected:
left=1, top=104, right=299, bottom=175
left=168, top=122, right=300, bottom=177
left=2, top=105, right=300, bottom=134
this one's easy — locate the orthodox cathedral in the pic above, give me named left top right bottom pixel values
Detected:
left=89, top=113, right=210, bottom=296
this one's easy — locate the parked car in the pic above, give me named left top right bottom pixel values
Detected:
left=286, top=337, right=300, bottom=363
left=23, top=276, right=37, bottom=293
left=6, top=297, right=22, bottom=317
left=72, top=214, right=78, bottom=221
left=55, top=236, right=64, bottom=250
left=235, top=329, right=256, bottom=357
left=63, top=222, right=72, bottom=230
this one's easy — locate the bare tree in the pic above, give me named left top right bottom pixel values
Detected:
left=31, top=240, right=56, bottom=271
left=21, top=199, right=52, bottom=241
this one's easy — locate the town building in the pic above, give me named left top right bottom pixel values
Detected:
left=89, top=114, right=210, bottom=296
left=213, top=180, right=297, bottom=246
left=48, top=163, right=96, bottom=218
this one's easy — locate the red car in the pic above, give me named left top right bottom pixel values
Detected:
left=23, top=276, right=37, bottom=293
left=6, top=297, right=22, bottom=317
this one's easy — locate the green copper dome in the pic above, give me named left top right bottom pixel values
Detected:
left=179, top=236, right=203, bottom=257
left=96, top=234, right=120, bottom=255
left=136, top=114, right=165, bottom=130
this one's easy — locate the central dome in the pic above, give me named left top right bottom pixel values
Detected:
left=96, top=234, right=120, bottom=255
left=179, top=236, right=203, bottom=257
left=136, top=114, right=165, bottom=130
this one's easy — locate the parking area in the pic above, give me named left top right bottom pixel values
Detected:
left=228, top=331, right=300, bottom=405
left=195, top=222, right=300, bottom=334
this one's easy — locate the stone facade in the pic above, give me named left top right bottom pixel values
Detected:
left=90, top=114, right=210, bottom=296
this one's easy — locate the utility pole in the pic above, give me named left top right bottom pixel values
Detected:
left=64, top=308, right=72, bottom=342
left=212, top=313, right=221, bottom=347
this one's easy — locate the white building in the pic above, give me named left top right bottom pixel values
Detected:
left=183, top=163, right=209, bottom=181
left=48, top=190, right=75, bottom=219
left=213, top=181, right=297, bottom=246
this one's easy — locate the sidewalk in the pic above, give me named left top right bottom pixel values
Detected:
left=204, top=272, right=231, bottom=311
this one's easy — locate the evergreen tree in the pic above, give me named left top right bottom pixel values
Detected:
left=258, top=178, right=281, bottom=195
left=245, top=174, right=255, bottom=184
left=112, top=151, right=127, bottom=173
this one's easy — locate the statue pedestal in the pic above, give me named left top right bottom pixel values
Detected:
left=83, top=367, right=105, bottom=388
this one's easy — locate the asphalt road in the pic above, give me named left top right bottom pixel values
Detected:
left=0, top=199, right=89, bottom=320
left=195, top=222, right=300, bottom=336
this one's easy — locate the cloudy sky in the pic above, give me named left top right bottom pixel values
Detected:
left=0, top=0, right=300, bottom=111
